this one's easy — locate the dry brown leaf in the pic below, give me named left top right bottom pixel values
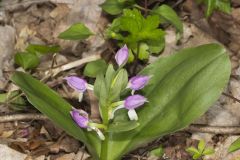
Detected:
left=1, top=130, right=14, bottom=138
left=50, top=4, right=70, bottom=20
left=73, top=148, right=90, bottom=160
left=0, top=144, right=27, bottom=160
left=55, top=153, right=75, bottom=160
left=15, top=26, right=36, bottom=51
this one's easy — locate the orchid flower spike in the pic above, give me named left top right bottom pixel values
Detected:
left=128, top=75, right=150, bottom=94
left=70, top=108, right=105, bottom=140
left=111, top=94, right=147, bottom=121
left=115, top=44, right=129, bottom=66
left=65, top=76, right=94, bottom=102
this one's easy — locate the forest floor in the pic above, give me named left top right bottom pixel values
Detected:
left=0, top=0, right=240, bottom=160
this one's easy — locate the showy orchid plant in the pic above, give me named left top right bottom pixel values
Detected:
left=11, top=43, right=230, bottom=160
left=65, top=45, right=150, bottom=140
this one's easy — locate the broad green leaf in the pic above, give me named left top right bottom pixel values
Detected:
left=26, top=44, right=60, bottom=55
left=228, top=138, right=240, bottom=153
left=10, top=72, right=100, bottom=158
left=152, top=4, right=183, bottom=33
left=101, top=44, right=230, bottom=160
left=84, top=60, right=107, bottom=78
left=203, top=148, right=215, bottom=155
left=14, top=52, right=40, bottom=70
left=108, top=121, right=139, bottom=132
left=186, top=147, right=200, bottom=155
left=101, top=0, right=135, bottom=15
left=150, top=146, right=164, bottom=157
left=198, top=140, right=206, bottom=153
left=58, top=23, right=93, bottom=40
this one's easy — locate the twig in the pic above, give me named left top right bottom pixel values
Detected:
left=0, top=113, right=47, bottom=123
left=144, top=0, right=148, bottom=16
left=222, top=92, right=240, bottom=104
left=44, top=54, right=101, bottom=77
left=1, top=113, right=240, bottom=135
left=186, top=124, right=240, bottom=135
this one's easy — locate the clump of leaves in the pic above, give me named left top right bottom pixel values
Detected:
left=11, top=44, right=230, bottom=160
left=106, top=7, right=182, bottom=62
left=197, top=0, right=231, bottom=17
left=186, top=140, right=215, bottom=160
left=14, top=44, right=60, bottom=70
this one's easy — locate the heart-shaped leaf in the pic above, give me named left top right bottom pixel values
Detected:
left=58, top=23, right=93, bottom=40
left=101, top=44, right=230, bottom=160
left=14, top=52, right=40, bottom=70
left=10, top=72, right=101, bottom=158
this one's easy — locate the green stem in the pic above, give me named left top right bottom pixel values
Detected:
left=100, top=133, right=109, bottom=160
left=133, top=4, right=150, bottom=12
left=110, top=101, right=124, bottom=109
left=100, top=103, right=110, bottom=160
left=88, top=123, right=107, bottom=130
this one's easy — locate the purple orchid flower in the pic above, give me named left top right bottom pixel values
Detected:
left=70, top=108, right=105, bottom=140
left=65, top=76, right=94, bottom=102
left=65, top=76, right=87, bottom=92
left=110, top=94, right=147, bottom=121
left=124, top=95, right=147, bottom=109
left=115, top=44, right=129, bottom=66
left=70, top=108, right=89, bottom=128
left=129, top=75, right=150, bottom=91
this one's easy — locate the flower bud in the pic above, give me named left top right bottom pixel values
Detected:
left=65, top=76, right=87, bottom=92
left=124, top=94, right=147, bottom=109
left=129, top=75, right=150, bottom=90
left=115, top=44, right=129, bottom=66
left=70, top=109, right=89, bottom=128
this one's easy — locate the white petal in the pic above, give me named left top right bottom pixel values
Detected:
left=131, top=90, right=135, bottom=95
left=91, top=126, right=105, bottom=140
left=128, top=109, right=138, bottom=121
left=87, top=84, right=94, bottom=90
left=78, top=92, right=83, bottom=102
left=109, top=105, right=124, bottom=119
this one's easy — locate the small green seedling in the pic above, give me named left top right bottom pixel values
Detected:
left=14, top=44, right=60, bottom=70
left=197, top=0, right=231, bottom=17
left=106, top=6, right=182, bottom=62
left=149, top=146, right=164, bottom=158
left=186, top=139, right=215, bottom=160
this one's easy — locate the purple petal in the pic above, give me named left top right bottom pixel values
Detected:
left=124, top=94, right=147, bottom=109
left=129, top=75, right=150, bottom=90
left=70, top=109, right=89, bottom=128
left=115, top=44, right=129, bottom=66
left=65, top=76, right=87, bottom=92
